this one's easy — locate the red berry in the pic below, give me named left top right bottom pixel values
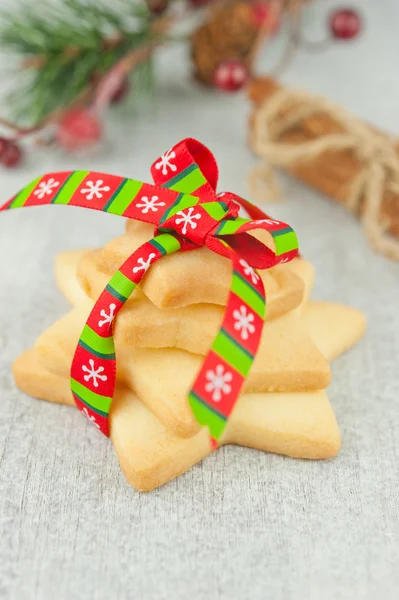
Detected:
left=0, top=137, right=9, bottom=159
left=252, top=2, right=281, bottom=34
left=146, top=0, right=169, bottom=15
left=57, top=108, right=102, bottom=152
left=1, top=142, right=23, bottom=168
left=213, top=60, right=250, bottom=93
left=330, top=8, right=361, bottom=40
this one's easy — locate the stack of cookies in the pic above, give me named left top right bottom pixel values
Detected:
left=13, top=220, right=366, bottom=491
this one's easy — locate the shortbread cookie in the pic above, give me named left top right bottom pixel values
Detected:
left=78, top=245, right=306, bottom=318
left=86, top=220, right=305, bottom=311
left=52, top=252, right=366, bottom=364
left=76, top=249, right=147, bottom=302
left=13, top=349, right=341, bottom=491
left=34, top=307, right=331, bottom=436
left=13, top=348, right=74, bottom=407
left=55, top=250, right=93, bottom=307
left=58, top=248, right=313, bottom=312
left=12, top=350, right=210, bottom=490
left=286, top=258, right=314, bottom=313
left=119, top=336, right=330, bottom=437
left=302, top=301, right=367, bottom=361
left=57, top=251, right=227, bottom=353
left=58, top=249, right=229, bottom=351
left=57, top=249, right=315, bottom=353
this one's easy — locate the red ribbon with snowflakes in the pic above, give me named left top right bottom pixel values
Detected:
left=1, top=138, right=299, bottom=447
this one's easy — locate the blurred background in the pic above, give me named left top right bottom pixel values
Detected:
left=0, top=1, right=396, bottom=176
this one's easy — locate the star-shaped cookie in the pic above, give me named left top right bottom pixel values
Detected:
left=12, top=241, right=365, bottom=490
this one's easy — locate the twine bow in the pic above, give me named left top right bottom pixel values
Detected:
left=250, top=87, right=399, bottom=261
left=1, top=138, right=298, bottom=446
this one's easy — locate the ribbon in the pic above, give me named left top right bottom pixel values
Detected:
left=0, top=138, right=298, bottom=447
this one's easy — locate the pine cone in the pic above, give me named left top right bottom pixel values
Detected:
left=191, top=1, right=259, bottom=85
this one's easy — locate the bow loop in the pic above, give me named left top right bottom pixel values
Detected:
left=215, top=232, right=278, bottom=269
left=212, top=214, right=298, bottom=269
left=151, top=138, right=219, bottom=200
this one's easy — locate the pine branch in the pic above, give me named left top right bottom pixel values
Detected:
left=0, top=0, right=163, bottom=126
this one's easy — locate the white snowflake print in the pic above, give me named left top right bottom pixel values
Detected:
left=82, top=359, right=108, bottom=388
left=205, top=365, right=233, bottom=402
left=254, top=218, right=281, bottom=226
left=33, top=178, right=60, bottom=200
left=233, top=305, right=256, bottom=341
left=81, top=407, right=100, bottom=429
left=98, top=303, right=116, bottom=328
left=133, top=253, right=156, bottom=274
left=135, top=195, right=166, bottom=214
left=80, top=179, right=111, bottom=201
left=174, top=207, right=202, bottom=236
left=239, top=259, right=260, bottom=285
left=155, top=149, right=177, bottom=176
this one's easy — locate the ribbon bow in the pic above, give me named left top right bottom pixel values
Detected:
left=1, top=138, right=298, bottom=446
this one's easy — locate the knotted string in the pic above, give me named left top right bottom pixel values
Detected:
left=250, top=86, right=399, bottom=261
